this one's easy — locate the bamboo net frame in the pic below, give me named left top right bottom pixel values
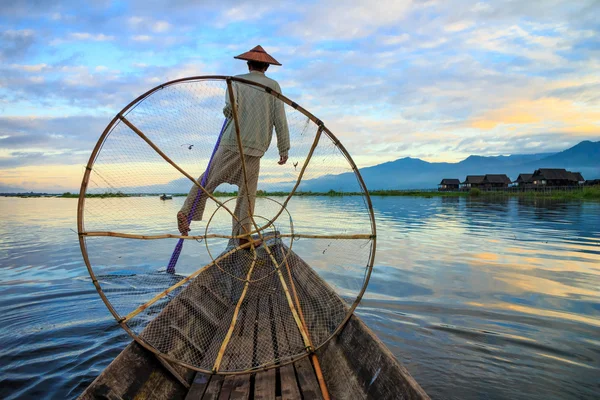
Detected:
left=77, top=76, right=377, bottom=377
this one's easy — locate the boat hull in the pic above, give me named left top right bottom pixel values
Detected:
left=79, top=244, right=429, bottom=399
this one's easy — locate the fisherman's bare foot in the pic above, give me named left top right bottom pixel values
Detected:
left=177, top=211, right=190, bottom=235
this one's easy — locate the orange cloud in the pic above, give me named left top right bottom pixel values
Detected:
left=470, top=97, right=600, bottom=133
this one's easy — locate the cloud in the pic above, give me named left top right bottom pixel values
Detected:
left=152, top=21, right=171, bottom=33
left=69, top=32, right=114, bottom=41
left=469, top=97, right=600, bottom=133
left=0, top=0, right=599, bottom=191
left=0, top=29, right=36, bottom=60
left=381, top=34, right=410, bottom=45
left=444, top=21, right=473, bottom=32
left=0, top=115, right=108, bottom=151
left=286, top=0, right=412, bottom=40
left=127, top=16, right=171, bottom=33
left=132, top=35, right=152, bottom=42
left=50, top=32, right=115, bottom=45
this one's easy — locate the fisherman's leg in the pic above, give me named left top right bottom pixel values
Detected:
left=177, top=147, right=234, bottom=233
left=233, top=155, right=261, bottom=244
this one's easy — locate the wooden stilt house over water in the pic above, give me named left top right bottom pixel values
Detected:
left=481, top=174, right=511, bottom=189
left=438, top=178, right=460, bottom=191
left=514, top=173, right=534, bottom=188
left=586, top=179, right=600, bottom=186
left=571, top=172, right=585, bottom=185
left=532, top=169, right=585, bottom=186
left=460, top=175, right=485, bottom=190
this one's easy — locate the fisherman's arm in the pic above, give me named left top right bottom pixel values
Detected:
left=273, top=83, right=290, bottom=165
left=223, top=85, right=234, bottom=119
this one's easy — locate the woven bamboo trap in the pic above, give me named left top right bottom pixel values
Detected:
left=77, top=76, right=376, bottom=375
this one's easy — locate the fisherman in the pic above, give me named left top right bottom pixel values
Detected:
left=177, top=45, right=290, bottom=248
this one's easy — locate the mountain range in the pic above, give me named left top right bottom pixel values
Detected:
left=2, top=140, right=598, bottom=194
left=297, top=140, right=600, bottom=191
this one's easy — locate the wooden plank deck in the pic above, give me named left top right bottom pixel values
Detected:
left=184, top=357, right=321, bottom=400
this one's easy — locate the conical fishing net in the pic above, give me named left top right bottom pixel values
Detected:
left=78, top=76, right=376, bottom=374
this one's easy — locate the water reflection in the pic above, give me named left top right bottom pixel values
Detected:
left=0, top=196, right=599, bottom=399
left=363, top=196, right=599, bottom=400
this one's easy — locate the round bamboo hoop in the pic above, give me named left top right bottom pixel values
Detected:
left=77, top=75, right=377, bottom=376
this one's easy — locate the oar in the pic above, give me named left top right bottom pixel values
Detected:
left=167, top=118, right=228, bottom=274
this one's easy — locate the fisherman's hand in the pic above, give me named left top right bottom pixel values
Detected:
left=278, top=155, right=288, bottom=165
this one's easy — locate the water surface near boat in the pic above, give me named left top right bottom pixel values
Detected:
left=0, top=196, right=598, bottom=399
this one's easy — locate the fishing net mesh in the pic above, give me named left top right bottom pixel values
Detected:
left=80, top=77, right=375, bottom=373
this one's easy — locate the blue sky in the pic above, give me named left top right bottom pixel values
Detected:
left=0, top=0, right=599, bottom=192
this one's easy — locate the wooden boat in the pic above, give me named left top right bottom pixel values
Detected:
left=79, top=241, right=429, bottom=399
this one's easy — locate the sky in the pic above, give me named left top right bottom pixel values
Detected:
left=0, top=0, right=599, bottom=192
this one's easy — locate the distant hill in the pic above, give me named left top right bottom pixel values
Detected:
left=0, top=185, right=28, bottom=193
left=4, top=141, right=598, bottom=194
left=298, top=140, right=600, bottom=191
left=529, top=140, right=600, bottom=167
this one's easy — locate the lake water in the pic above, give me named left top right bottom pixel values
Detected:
left=0, top=196, right=599, bottom=399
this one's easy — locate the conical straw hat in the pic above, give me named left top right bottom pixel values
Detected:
left=234, top=45, right=282, bottom=66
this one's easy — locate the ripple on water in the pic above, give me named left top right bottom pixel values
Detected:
left=0, top=196, right=599, bottom=400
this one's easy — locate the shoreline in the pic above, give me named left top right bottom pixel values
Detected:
left=3, top=186, right=599, bottom=201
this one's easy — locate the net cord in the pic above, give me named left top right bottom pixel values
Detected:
left=77, top=76, right=377, bottom=375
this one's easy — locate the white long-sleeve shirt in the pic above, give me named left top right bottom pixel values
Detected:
left=221, top=71, right=290, bottom=158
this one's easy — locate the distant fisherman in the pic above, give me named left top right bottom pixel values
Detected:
left=177, top=45, right=290, bottom=248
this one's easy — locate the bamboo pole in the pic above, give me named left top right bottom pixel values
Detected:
left=280, top=247, right=330, bottom=400
left=121, top=240, right=256, bottom=323
left=261, top=240, right=312, bottom=347
left=118, top=115, right=243, bottom=229
left=279, top=233, right=373, bottom=240
left=226, top=79, right=320, bottom=353
left=226, top=79, right=261, bottom=242
left=226, top=79, right=310, bottom=347
left=81, top=231, right=372, bottom=241
left=318, top=126, right=377, bottom=347
left=77, top=113, right=126, bottom=324
left=212, top=256, right=258, bottom=372
left=81, top=231, right=231, bottom=240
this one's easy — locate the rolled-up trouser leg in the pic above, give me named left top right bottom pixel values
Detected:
left=180, top=146, right=236, bottom=222
left=180, top=172, right=209, bottom=221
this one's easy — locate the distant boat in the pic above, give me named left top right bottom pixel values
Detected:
left=160, top=194, right=173, bottom=200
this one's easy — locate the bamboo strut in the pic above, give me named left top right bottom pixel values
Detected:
left=226, top=79, right=262, bottom=243
left=280, top=247, right=331, bottom=400
left=227, top=79, right=310, bottom=372
left=262, top=240, right=312, bottom=347
left=212, top=256, right=258, bottom=372
left=81, top=231, right=231, bottom=240
left=82, top=231, right=373, bottom=241
left=121, top=240, right=256, bottom=323
left=279, top=233, right=373, bottom=240
left=117, top=115, right=244, bottom=230
left=226, top=78, right=312, bottom=352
